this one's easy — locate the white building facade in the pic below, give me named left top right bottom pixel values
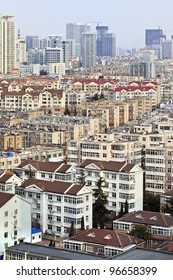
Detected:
left=0, top=192, right=31, bottom=257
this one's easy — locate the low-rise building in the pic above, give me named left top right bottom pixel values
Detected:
left=113, top=210, right=173, bottom=240
left=63, top=228, right=144, bottom=257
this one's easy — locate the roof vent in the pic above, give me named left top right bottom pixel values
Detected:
left=87, top=232, right=95, bottom=237
left=104, top=234, right=112, bottom=240
left=135, top=214, right=143, bottom=219
left=150, top=216, right=157, bottom=220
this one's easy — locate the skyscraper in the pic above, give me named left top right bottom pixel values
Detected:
left=145, top=28, right=166, bottom=57
left=66, top=23, right=91, bottom=57
left=145, top=28, right=166, bottom=46
left=25, top=36, right=40, bottom=51
left=45, top=48, right=63, bottom=65
left=16, top=29, right=27, bottom=66
left=96, top=25, right=116, bottom=57
left=0, top=15, right=16, bottom=74
left=82, top=32, right=96, bottom=68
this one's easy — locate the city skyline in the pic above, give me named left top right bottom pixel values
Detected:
left=1, top=0, right=173, bottom=49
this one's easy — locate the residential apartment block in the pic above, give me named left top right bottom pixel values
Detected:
left=145, top=135, right=173, bottom=194
left=76, top=159, right=143, bottom=214
left=0, top=133, right=22, bottom=151
left=0, top=192, right=31, bottom=258
left=67, top=135, right=143, bottom=166
left=0, top=88, right=65, bottom=113
left=16, top=179, right=93, bottom=237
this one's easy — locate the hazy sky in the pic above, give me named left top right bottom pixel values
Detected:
left=1, top=0, right=173, bottom=49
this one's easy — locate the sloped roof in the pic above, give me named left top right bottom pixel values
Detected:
left=17, top=160, right=64, bottom=172
left=0, top=191, right=15, bottom=208
left=20, top=178, right=85, bottom=195
left=80, top=159, right=136, bottom=172
left=67, top=228, right=143, bottom=248
left=0, top=172, right=14, bottom=183
left=117, top=210, right=173, bottom=228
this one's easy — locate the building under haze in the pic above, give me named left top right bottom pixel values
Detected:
left=82, top=32, right=96, bottom=68
left=25, top=35, right=40, bottom=51
left=66, top=23, right=91, bottom=57
left=0, top=15, right=16, bottom=74
left=45, top=48, right=63, bottom=65
left=145, top=28, right=166, bottom=57
left=96, top=25, right=116, bottom=57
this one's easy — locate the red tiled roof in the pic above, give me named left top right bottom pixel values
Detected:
left=0, top=173, right=13, bottom=183
left=20, top=179, right=84, bottom=195
left=17, top=160, right=64, bottom=172
left=128, top=81, right=158, bottom=86
left=57, top=164, right=72, bottom=173
left=68, top=228, right=143, bottom=248
left=113, top=87, right=156, bottom=92
left=80, top=159, right=135, bottom=172
left=118, top=210, right=173, bottom=228
left=0, top=191, right=15, bottom=208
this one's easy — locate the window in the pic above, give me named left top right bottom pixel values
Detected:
left=4, top=221, right=8, bottom=227
left=56, top=196, right=61, bottom=202
left=56, top=216, right=61, bottom=222
left=4, top=211, right=8, bottom=217
left=36, top=213, right=40, bottom=219
left=4, top=232, right=8, bottom=238
left=56, top=227, right=61, bottom=233
left=28, top=192, right=32, bottom=198
left=86, top=245, right=93, bottom=252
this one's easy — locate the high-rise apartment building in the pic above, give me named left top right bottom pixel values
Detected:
left=160, top=38, right=173, bottom=59
left=45, top=48, right=63, bottom=65
left=96, top=25, right=116, bottom=56
left=16, top=30, right=27, bottom=66
left=61, top=41, right=70, bottom=69
left=27, top=48, right=45, bottom=65
left=0, top=15, right=16, bottom=74
left=25, top=36, right=40, bottom=51
left=66, top=23, right=91, bottom=57
left=82, top=32, right=96, bottom=68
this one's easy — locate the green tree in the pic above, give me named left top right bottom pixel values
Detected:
left=77, top=170, right=86, bottom=186
left=162, top=197, right=173, bottom=216
left=81, top=216, right=85, bottom=231
left=64, top=106, right=71, bottom=115
left=69, top=221, right=75, bottom=237
left=130, top=224, right=152, bottom=241
left=143, top=192, right=160, bottom=212
left=118, top=200, right=128, bottom=218
left=93, top=177, right=108, bottom=229
left=118, top=203, right=124, bottom=218
left=124, top=199, right=128, bottom=215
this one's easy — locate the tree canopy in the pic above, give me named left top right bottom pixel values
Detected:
left=130, top=224, right=152, bottom=241
left=93, top=177, right=109, bottom=229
